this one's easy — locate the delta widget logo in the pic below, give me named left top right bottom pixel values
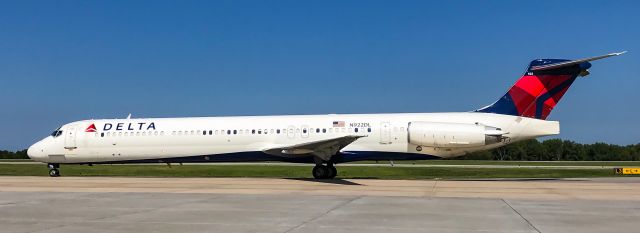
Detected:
left=85, top=124, right=97, bottom=132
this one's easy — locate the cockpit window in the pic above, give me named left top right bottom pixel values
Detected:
left=50, top=128, right=63, bottom=137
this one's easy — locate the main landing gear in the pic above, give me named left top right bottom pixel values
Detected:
left=48, top=163, right=60, bottom=177
left=312, top=163, right=337, bottom=179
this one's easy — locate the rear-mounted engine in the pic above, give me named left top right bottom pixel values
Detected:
left=408, top=122, right=506, bottom=148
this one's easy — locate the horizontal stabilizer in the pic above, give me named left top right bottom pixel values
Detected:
left=530, top=51, right=626, bottom=71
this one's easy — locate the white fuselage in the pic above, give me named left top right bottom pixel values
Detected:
left=27, top=112, right=559, bottom=164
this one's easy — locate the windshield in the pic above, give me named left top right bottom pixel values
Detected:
left=50, top=128, right=63, bottom=137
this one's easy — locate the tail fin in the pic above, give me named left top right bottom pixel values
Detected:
left=475, top=52, right=625, bottom=120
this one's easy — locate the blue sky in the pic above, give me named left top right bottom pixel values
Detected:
left=1, top=1, right=639, bottom=150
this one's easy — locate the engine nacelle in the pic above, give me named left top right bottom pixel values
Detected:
left=408, top=122, right=505, bottom=148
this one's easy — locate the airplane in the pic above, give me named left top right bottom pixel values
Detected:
left=27, top=52, right=625, bottom=178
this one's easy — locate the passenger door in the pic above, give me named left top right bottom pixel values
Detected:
left=64, top=125, right=78, bottom=149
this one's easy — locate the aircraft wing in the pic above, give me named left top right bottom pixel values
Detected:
left=262, top=135, right=365, bottom=161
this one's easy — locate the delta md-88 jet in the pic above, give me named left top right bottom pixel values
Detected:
left=27, top=52, right=625, bottom=178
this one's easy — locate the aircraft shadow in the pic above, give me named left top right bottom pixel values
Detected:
left=448, top=178, right=578, bottom=182
left=286, top=178, right=363, bottom=186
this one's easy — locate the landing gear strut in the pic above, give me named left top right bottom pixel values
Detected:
left=312, top=163, right=337, bottom=179
left=48, top=163, right=60, bottom=177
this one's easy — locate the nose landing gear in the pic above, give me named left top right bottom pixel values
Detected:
left=47, top=163, right=60, bottom=177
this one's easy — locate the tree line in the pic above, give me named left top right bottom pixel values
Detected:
left=0, top=149, right=28, bottom=159
left=459, top=139, right=640, bottom=161
left=2, top=139, right=639, bottom=160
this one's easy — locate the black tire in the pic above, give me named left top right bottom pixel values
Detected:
left=49, top=169, right=60, bottom=177
left=327, top=165, right=337, bottom=179
left=312, top=165, right=328, bottom=179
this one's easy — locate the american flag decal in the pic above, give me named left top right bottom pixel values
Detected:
left=332, top=121, right=345, bottom=127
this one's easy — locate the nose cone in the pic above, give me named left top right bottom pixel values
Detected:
left=27, top=142, right=45, bottom=161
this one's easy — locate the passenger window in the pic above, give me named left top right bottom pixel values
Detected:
left=270, top=129, right=274, bottom=134
left=209, top=130, right=213, bottom=135
left=303, top=129, right=307, bottom=133
left=354, top=128, right=359, bottom=133
left=328, top=128, right=333, bottom=133
left=316, top=128, right=320, bottom=133
left=252, top=129, right=256, bottom=134
left=367, top=128, right=372, bottom=132
left=276, top=129, right=281, bottom=134
left=258, top=130, right=262, bottom=134
left=233, top=130, right=237, bottom=135
left=322, top=128, right=326, bottom=133
left=101, top=133, right=104, bottom=137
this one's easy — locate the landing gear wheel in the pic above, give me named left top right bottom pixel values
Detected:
left=49, top=168, right=60, bottom=177
left=312, top=165, right=329, bottom=179
left=327, top=165, right=337, bottom=179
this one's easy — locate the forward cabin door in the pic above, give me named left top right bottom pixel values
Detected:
left=380, top=122, right=392, bottom=144
left=64, top=125, right=78, bottom=149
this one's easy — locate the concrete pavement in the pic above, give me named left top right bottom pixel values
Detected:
left=1, top=177, right=639, bottom=233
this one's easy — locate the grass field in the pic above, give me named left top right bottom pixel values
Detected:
left=0, top=164, right=630, bottom=179
left=350, top=160, right=640, bottom=166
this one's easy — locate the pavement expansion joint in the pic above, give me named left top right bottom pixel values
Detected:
left=502, top=198, right=541, bottom=233
left=283, top=195, right=363, bottom=233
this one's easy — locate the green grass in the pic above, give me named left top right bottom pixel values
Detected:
left=0, top=164, right=628, bottom=179
left=350, top=160, right=640, bottom=166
